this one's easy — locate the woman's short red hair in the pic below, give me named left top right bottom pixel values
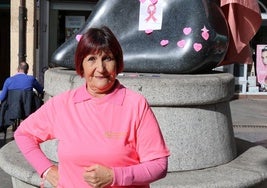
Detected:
left=75, top=26, right=124, bottom=77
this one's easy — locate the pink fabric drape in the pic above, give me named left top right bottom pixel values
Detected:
left=219, top=0, right=262, bottom=65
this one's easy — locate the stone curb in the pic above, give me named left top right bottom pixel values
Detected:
left=151, top=145, right=267, bottom=188
left=0, top=141, right=266, bottom=188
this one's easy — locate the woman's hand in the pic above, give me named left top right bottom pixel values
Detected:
left=45, top=165, right=59, bottom=187
left=83, top=164, right=114, bottom=188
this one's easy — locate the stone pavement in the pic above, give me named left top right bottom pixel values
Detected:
left=0, top=98, right=266, bottom=188
left=230, top=98, right=267, bottom=147
left=0, top=128, right=14, bottom=188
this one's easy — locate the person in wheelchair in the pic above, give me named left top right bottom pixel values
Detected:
left=0, top=61, right=44, bottom=137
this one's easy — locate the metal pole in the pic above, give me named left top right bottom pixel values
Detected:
left=19, top=0, right=27, bottom=62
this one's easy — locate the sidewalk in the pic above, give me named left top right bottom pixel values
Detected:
left=230, top=98, right=267, bottom=147
left=0, top=98, right=266, bottom=188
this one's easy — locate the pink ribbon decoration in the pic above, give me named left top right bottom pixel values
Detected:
left=150, top=0, right=158, bottom=4
left=146, top=4, right=157, bottom=22
left=201, top=26, right=209, bottom=41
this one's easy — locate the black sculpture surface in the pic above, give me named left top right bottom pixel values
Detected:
left=51, top=0, right=229, bottom=74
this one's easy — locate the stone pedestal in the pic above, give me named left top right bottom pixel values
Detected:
left=43, top=67, right=236, bottom=171
left=1, top=67, right=267, bottom=188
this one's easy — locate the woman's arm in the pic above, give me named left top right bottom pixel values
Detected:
left=112, top=156, right=168, bottom=186
left=0, top=80, right=9, bottom=101
left=14, top=126, right=54, bottom=176
left=83, top=157, right=168, bottom=187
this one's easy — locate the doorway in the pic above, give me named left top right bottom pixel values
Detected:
left=0, top=2, right=10, bottom=88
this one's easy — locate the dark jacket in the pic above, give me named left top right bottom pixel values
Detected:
left=0, top=90, right=43, bottom=127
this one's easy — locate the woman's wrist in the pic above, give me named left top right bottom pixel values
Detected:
left=42, top=165, right=55, bottom=178
left=40, top=166, right=52, bottom=188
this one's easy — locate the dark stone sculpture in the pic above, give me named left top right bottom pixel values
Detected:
left=51, top=0, right=229, bottom=74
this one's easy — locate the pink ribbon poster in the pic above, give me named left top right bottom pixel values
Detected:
left=138, top=0, right=163, bottom=31
left=256, top=44, right=267, bottom=89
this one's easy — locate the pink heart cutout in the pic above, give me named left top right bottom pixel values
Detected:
left=193, top=43, right=202, bottom=52
left=177, top=40, right=186, bottom=48
left=183, top=27, right=192, bottom=35
left=160, top=40, right=169, bottom=47
left=145, top=29, right=153, bottom=34
left=139, top=0, right=146, bottom=3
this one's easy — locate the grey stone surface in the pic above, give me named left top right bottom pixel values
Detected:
left=230, top=98, right=267, bottom=147
left=153, top=104, right=236, bottom=171
left=40, top=139, right=58, bottom=162
left=0, top=141, right=51, bottom=188
left=44, top=67, right=235, bottom=105
left=151, top=146, right=267, bottom=188
left=0, top=141, right=266, bottom=188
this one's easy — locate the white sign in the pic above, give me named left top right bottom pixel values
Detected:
left=138, top=0, right=163, bottom=31
left=65, top=16, right=85, bottom=40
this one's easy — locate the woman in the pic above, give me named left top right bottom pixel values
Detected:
left=258, top=46, right=267, bottom=91
left=14, top=26, right=170, bottom=188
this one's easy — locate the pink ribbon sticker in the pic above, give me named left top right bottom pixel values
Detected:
left=146, top=4, right=157, bottom=22
left=201, top=26, right=209, bottom=40
left=150, top=0, right=158, bottom=4
left=202, top=32, right=209, bottom=41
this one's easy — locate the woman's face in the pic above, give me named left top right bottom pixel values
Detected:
left=82, top=51, right=117, bottom=97
left=262, top=51, right=267, bottom=65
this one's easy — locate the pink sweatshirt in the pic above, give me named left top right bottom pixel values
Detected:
left=14, top=81, right=170, bottom=187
